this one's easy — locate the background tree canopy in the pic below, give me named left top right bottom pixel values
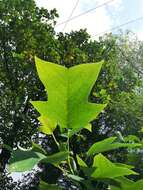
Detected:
left=0, top=0, right=143, bottom=189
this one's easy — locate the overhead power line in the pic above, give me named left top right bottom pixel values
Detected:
left=62, top=0, right=80, bottom=32
left=56, top=0, right=115, bottom=27
left=94, top=15, right=143, bottom=37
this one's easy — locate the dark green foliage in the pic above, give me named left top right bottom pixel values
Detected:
left=0, top=0, right=58, bottom=171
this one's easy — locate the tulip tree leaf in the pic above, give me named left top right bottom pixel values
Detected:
left=31, top=57, right=106, bottom=135
left=8, top=149, right=68, bottom=172
left=8, top=149, right=46, bottom=172
left=87, top=137, right=141, bottom=156
left=91, top=154, right=138, bottom=179
left=41, top=151, right=68, bottom=165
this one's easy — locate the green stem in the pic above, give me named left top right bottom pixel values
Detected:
left=58, top=165, right=67, bottom=175
left=52, top=133, right=59, bottom=147
left=67, top=130, right=74, bottom=174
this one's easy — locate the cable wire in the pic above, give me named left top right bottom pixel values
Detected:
left=62, top=0, right=80, bottom=32
left=56, top=0, right=115, bottom=27
left=93, top=15, right=143, bottom=37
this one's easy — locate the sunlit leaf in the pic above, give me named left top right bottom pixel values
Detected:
left=91, top=154, right=138, bottom=179
left=87, top=137, right=141, bottom=156
left=31, top=57, right=106, bottom=135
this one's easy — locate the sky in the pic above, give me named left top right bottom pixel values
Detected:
left=35, top=0, right=143, bottom=40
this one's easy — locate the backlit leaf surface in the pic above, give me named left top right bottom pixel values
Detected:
left=31, top=57, right=105, bottom=135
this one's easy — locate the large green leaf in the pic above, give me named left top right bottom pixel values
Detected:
left=91, top=154, right=137, bottom=179
left=41, top=151, right=68, bottom=165
left=9, top=149, right=68, bottom=172
left=31, top=57, right=106, bottom=135
left=39, top=180, right=63, bottom=190
left=8, top=149, right=46, bottom=172
left=87, top=137, right=141, bottom=156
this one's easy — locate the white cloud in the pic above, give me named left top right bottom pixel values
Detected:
left=35, top=0, right=123, bottom=39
